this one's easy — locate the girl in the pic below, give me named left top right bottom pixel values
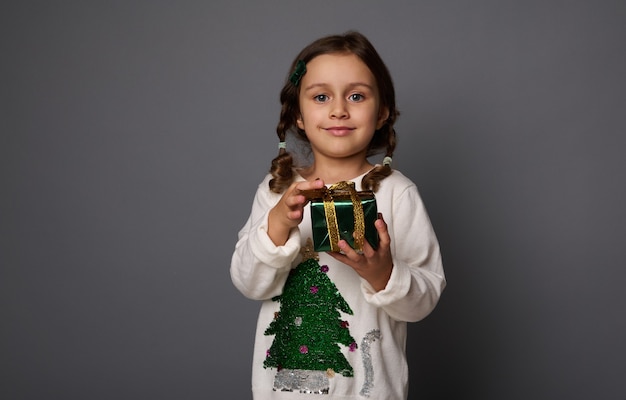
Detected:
left=231, top=31, right=445, bottom=399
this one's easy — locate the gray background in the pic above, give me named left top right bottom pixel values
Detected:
left=2, top=1, right=625, bottom=399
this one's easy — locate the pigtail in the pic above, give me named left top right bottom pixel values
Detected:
left=269, top=91, right=299, bottom=193
left=268, top=127, right=295, bottom=193
left=361, top=129, right=397, bottom=192
left=362, top=107, right=399, bottom=192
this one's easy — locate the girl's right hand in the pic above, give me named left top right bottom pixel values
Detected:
left=267, top=179, right=325, bottom=246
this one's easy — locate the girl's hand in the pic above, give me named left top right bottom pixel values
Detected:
left=328, top=213, right=393, bottom=292
left=267, top=179, right=325, bottom=246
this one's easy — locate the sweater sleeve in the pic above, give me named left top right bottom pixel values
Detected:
left=230, top=178, right=301, bottom=300
left=361, top=183, right=446, bottom=322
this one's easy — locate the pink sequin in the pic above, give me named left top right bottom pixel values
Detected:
left=299, top=345, right=309, bottom=354
left=310, top=286, right=319, bottom=294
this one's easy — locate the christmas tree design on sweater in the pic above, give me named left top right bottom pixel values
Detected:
left=264, top=246, right=357, bottom=393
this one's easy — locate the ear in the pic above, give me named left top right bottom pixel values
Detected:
left=296, top=116, right=305, bottom=130
left=376, top=107, right=390, bottom=130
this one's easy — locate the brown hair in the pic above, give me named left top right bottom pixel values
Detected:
left=269, top=31, right=399, bottom=193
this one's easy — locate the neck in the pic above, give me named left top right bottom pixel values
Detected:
left=302, top=156, right=373, bottom=184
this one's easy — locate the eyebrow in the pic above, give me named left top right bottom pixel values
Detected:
left=302, top=82, right=375, bottom=91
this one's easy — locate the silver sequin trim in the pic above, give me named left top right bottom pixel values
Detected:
left=273, top=369, right=329, bottom=394
left=359, top=329, right=381, bottom=397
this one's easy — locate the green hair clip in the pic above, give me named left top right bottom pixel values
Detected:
left=289, top=60, right=307, bottom=86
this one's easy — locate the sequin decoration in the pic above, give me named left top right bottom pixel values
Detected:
left=264, top=257, right=357, bottom=390
left=273, top=368, right=329, bottom=394
left=300, top=237, right=319, bottom=261
left=359, top=329, right=381, bottom=397
left=349, top=342, right=357, bottom=352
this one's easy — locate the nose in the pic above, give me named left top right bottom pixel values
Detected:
left=330, top=99, right=349, bottom=119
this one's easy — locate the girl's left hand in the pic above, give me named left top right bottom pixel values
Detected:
left=327, top=213, right=393, bottom=292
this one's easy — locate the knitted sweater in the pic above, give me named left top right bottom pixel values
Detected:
left=231, top=169, right=445, bottom=399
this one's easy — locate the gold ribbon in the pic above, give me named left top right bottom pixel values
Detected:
left=321, top=181, right=365, bottom=252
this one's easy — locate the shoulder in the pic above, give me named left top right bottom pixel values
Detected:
left=376, top=169, right=418, bottom=194
left=257, top=173, right=274, bottom=189
left=373, top=169, right=427, bottom=213
left=250, top=174, right=282, bottom=205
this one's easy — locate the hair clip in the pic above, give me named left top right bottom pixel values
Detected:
left=289, top=60, right=307, bottom=86
left=278, top=141, right=287, bottom=149
left=382, top=156, right=392, bottom=166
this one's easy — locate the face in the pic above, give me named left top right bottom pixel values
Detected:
left=296, top=53, right=389, bottom=164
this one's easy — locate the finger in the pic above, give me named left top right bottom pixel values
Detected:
left=297, top=179, right=326, bottom=198
left=351, top=227, right=375, bottom=258
left=286, top=209, right=303, bottom=221
left=337, top=240, right=362, bottom=262
left=327, top=249, right=359, bottom=268
left=296, top=179, right=325, bottom=192
left=360, top=236, right=377, bottom=258
left=375, top=213, right=391, bottom=248
left=284, top=193, right=307, bottom=208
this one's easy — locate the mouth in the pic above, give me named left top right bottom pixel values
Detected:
left=324, top=126, right=355, bottom=136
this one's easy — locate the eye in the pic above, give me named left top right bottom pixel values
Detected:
left=313, top=94, right=329, bottom=103
left=348, top=93, right=365, bottom=102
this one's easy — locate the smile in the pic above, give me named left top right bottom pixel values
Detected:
left=324, top=126, right=355, bottom=136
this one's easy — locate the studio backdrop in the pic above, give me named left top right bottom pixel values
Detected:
left=1, top=1, right=625, bottom=399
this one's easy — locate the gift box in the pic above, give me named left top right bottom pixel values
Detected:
left=303, top=181, right=378, bottom=253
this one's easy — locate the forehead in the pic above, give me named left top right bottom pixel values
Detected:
left=301, top=53, right=376, bottom=87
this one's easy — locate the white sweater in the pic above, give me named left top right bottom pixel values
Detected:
left=231, top=169, right=445, bottom=399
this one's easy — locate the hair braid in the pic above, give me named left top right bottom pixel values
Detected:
left=361, top=113, right=398, bottom=192
left=269, top=101, right=297, bottom=193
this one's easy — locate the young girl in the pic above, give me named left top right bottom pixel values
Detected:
left=231, top=31, right=445, bottom=399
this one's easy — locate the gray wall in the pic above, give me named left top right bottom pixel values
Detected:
left=2, top=1, right=624, bottom=399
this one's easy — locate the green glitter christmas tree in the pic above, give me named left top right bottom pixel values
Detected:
left=264, top=257, right=357, bottom=377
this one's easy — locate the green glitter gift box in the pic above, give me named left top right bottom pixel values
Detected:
left=303, top=181, right=378, bottom=253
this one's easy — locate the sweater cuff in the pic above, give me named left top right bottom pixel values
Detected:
left=361, top=261, right=411, bottom=306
